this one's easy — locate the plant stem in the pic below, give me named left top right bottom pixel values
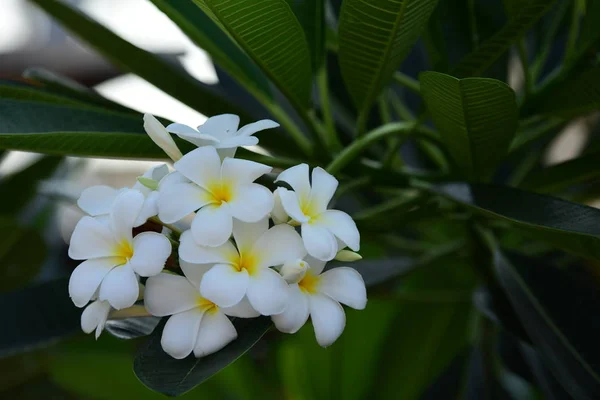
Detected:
left=389, top=91, right=414, bottom=121
left=265, top=102, right=313, bottom=156
left=393, top=72, right=421, bottom=95
left=517, top=39, right=532, bottom=98
left=564, top=1, right=581, bottom=63
left=149, top=216, right=182, bottom=235
left=531, top=0, right=570, bottom=82
left=317, top=66, right=342, bottom=151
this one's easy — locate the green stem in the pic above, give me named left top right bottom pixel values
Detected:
left=265, top=102, right=313, bottom=156
left=509, top=118, right=565, bottom=151
left=149, top=216, right=182, bottom=235
left=564, top=2, right=581, bottom=63
left=353, top=190, right=421, bottom=221
left=517, top=39, right=532, bottom=98
left=317, top=67, right=342, bottom=151
left=531, top=0, right=570, bottom=82
left=327, top=122, right=415, bottom=175
left=389, top=91, right=414, bottom=121
left=392, top=72, right=421, bottom=95
left=356, top=109, right=369, bottom=137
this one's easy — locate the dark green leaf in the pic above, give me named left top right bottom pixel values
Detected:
left=453, top=0, right=556, bottom=77
left=0, top=218, right=47, bottom=292
left=202, top=0, right=313, bottom=109
left=338, top=0, right=438, bottom=115
left=431, top=183, right=600, bottom=260
left=149, top=0, right=272, bottom=100
left=287, top=0, right=326, bottom=72
left=0, top=278, right=80, bottom=358
left=495, top=251, right=600, bottom=399
left=420, top=72, right=518, bottom=181
left=0, top=84, right=89, bottom=108
left=30, top=0, right=245, bottom=119
left=134, top=317, right=272, bottom=396
left=473, top=286, right=531, bottom=343
left=333, top=257, right=415, bottom=287
left=520, top=150, right=600, bottom=194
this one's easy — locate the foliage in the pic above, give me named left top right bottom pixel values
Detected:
left=2, top=0, right=600, bottom=398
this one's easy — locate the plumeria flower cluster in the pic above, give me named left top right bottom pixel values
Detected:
left=68, top=113, right=367, bottom=359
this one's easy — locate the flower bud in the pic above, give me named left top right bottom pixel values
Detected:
left=137, top=176, right=159, bottom=191
left=334, top=250, right=362, bottom=262
left=143, top=113, right=183, bottom=162
left=280, top=258, right=309, bottom=284
left=271, top=187, right=289, bottom=224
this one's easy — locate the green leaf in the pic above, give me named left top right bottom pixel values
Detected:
left=431, top=183, right=600, bottom=261
left=495, top=251, right=600, bottom=398
left=0, top=278, right=80, bottom=357
left=133, top=317, right=272, bottom=396
left=30, top=0, right=245, bottom=119
left=287, top=0, right=326, bottom=72
left=0, top=84, right=90, bottom=108
left=148, top=0, right=272, bottom=100
left=420, top=72, right=518, bottom=181
left=0, top=218, right=47, bottom=292
left=338, top=0, right=438, bottom=116
left=202, top=0, right=313, bottom=109
left=453, top=0, right=556, bottom=77
left=520, top=150, right=600, bottom=194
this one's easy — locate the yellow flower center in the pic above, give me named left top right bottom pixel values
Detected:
left=230, top=252, right=260, bottom=276
left=114, top=240, right=134, bottom=263
left=298, top=271, right=321, bottom=294
left=197, top=297, right=218, bottom=314
left=207, top=181, right=234, bottom=203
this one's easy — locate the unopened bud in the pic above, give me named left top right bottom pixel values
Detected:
left=335, top=250, right=362, bottom=262
left=143, top=113, right=183, bottom=162
left=137, top=176, right=159, bottom=191
left=280, top=258, right=309, bottom=284
left=271, top=187, right=289, bottom=224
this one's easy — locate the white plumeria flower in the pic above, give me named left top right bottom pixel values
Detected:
left=275, top=164, right=360, bottom=261
left=81, top=299, right=111, bottom=339
left=143, top=114, right=183, bottom=162
left=77, top=164, right=170, bottom=227
left=272, top=257, right=367, bottom=347
left=158, top=146, right=274, bottom=247
left=145, top=261, right=258, bottom=359
left=179, top=218, right=306, bottom=315
left=68, top=190, right=172, bottom=310
left=167, top=114, right=279, bottom=159
left=271, top=187, right=289, bottom=224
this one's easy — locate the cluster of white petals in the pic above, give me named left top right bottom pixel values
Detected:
left=68, top=113, right=367, bottom=359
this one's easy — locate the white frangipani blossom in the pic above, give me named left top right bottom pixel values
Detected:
left=272, top=257, right=367, bottom=347
left=69, top=190, right=172, bottom=310
left=81, top=299, right=112, bottom=339
left=271, top=187, right=289, bottom=224
left=77, top=164, right=171, bottom=227
left=143, top=114, right=183, bottom=162
left=158, top=146, right=274, bottom=247
left=145, top=260, right=258, bottom=359
left=167, top=114, right=279, bottom=159
left=275, top=164, right=360, bottom=261
left=179, top=218, right=306, bottom=315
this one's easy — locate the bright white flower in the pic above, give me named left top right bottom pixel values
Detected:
left=279, top=258, right=309, bottom=284
left=272, top=257, right=367, bottom=347
left=179, top=218, right=306, bottom=315
left=275, top=164, right=360, bottom=261
left=143, top=114, right=183, bottom=162
left=68, top=190, right=172, bottom=310
left=271, top=187, right=289, bottom=224
left=167, top=114, right=279, bottom=159
left=158, top=146, right=274, bottom=247
left=145, top=260, right=258, bottom=359
left=77, top=164, right=171, bottom=227
left=81, top=299, right=111, bottom=339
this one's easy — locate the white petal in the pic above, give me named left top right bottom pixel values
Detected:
left=69, top=257, right=121, bottom=307
left=110, top=190, right=144, bottom=244
left=271, top=187, right=289, bottom=224
left=309, top=293, right=346, bottom=347
left=221, top=297, right=260, bottom=318
left=227, top=184, right=274, bottom=223
left=68, top=216, right=117, bottom=260
left=180, top=259, right=213, bottom=289
left=316, top=210, right=360, bottom=251
left=319, top=267, right=367, bottom=310
left=272, top=284, right=309, bottom=333
left=232, top=218, right=269, bottom=255
left=200, top=264, right=248, bottom=308
left=198, top=114, right=240, bottom=140
left=302, top=223, right=338, bottom=261
left=309, top=167, right=338, bottom=213
left=279, top=189, right=309, bottom=223
left=191, top=204, right=233, bottom=247
left=217, top=135, right=259, bottom=149
left=236, top=119, right=279, bottom=137
left=143, top=114, right=183, bottom=161
left=173, top=130, right=220, bottom=148
left=77, top=185, right=118, bottom=216
left=275, top=164, right=311, bottom=202
left=166, top=122, right=200, bottom=136
left=149, top=163, right=170, bottom=181
left=221, top=157, right=272, bottom=185
left=252, top=224, right=306, bottom=268
left=246, top=268, right=289, bottom=316
left=81, top=300, right=111, bottom=338
left=145, top=273, right=200, bottom=317
left=134, top=191, right=159, bottom=227
left=129, top=232, right=171, bottom=276
left=193, top=310, right=237, bottom=358
left=216, top=147, right=237, bottom=159
left=179, top=230, right=238, bottom=264
left=158, top=171, right=190, bottom=191
left=158, top=182, right=213, bottom=224
left=173, top=146, right=222, bottom=189
left=99, top=263, right=139, bottom=310
left=305, top=255, right=327, bottom=275
left=161, top=308, right=204, bottom=359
